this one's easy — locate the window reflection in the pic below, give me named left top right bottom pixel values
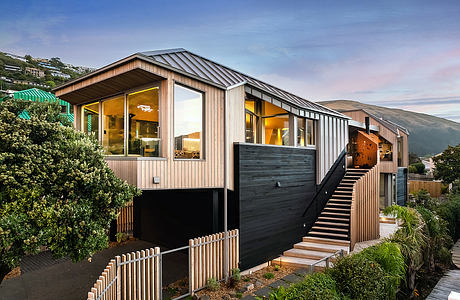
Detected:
left=128, top=87, right=160, bottom=157
left=379, top=136, right=393, bottom=161
left=297, top=118, right=305, bottom=146
left=82, top=102, right=99, bottom=138
left=306, top=119, right=315, bottom=146
left=174, top=84, right=203, bottom=159
left=102, top=96, right=124, bottom=155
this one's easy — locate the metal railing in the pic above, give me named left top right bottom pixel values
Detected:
left=308, top=249, right=345, bottom=274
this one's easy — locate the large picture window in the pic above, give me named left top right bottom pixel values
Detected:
left=264, top=115, right=290, bottom=146
left=102, top=96, right=124, bottom=155
left=82, top=102, right=99, bottom=138
left=297, top=117, right=306, bottom=146
left=127, top=87, right=160, bottom=157
left=174, top=84, right=203, bottom=159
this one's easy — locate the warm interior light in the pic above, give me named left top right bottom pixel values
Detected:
left=128, top=87, right=159, bottom=96
left=183, top=138, right=200, bottom=141
left=141, top=137, right=160, bottom=142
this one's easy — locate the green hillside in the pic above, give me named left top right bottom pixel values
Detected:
left=319, top=100, right=460, bottom=156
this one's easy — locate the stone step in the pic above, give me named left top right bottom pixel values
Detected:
left=303, top=236, right=350, bottom=246
left=272, top=256, right=326, bottom=270
left=294, top=242, right=349, bottom=254
left=283, top=248, right=332, bottom=260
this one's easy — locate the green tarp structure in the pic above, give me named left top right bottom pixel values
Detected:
left=1, top=88, right=74, bottom=122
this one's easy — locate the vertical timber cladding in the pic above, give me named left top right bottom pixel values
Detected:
left=235, top=143, right=316, bottom=270
left=396, top=167, right=408, bottom=206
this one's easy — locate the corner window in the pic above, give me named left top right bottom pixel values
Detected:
left=102, top=96, right=124, bottom=155
left=379, top=136, right=393, bottom=161
left=127, top=87, right=160, bottom=157
left=306, top=119, right=316, bottom=146
left=245, top=99, right=258, bottom=143
left=82, top=102, right=99, bottom=138
left=264, top=115, right=289, bottom=145
left=174, top=84, right=203, bottom=159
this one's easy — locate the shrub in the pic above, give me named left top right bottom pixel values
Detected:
left=435, top=194, right=460, bottom=241
left=231, top=268, right=241, bottom=281
left=361, top=242, right=406, bottom=298
left=235, top=292, right=243, bottom=298
left=409, top=162, right=426, bottom=174
left=273, top=264, right=281, bottom=271
left=282, top=272, right=341, bottom=300
left=435, top=246, right=452, bottom=265
left=328, top=253, right=387, bottom=300
left=206, top=278, right=220, bottom=291
left=409, top=190, right=438, bottom=209
left=263, top=272, right=275, bottom=279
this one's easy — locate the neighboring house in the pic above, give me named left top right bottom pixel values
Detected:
left=339, top=109, right=409, bottom=207
left=51, top=71, right=71, bottom=79
left=4, top=64, right=21, bottom=72
left=25, top=67, right=46, bottom=78
left=1, top=88, right=73, bottom=123
left=53, top=48, right=380, bottom=270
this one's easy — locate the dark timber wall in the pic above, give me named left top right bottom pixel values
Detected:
left=234, top=144, right=317, bottom=270
left=397, top=167, right=408, bottom=206
left=133, top=189, right=238, bottom=249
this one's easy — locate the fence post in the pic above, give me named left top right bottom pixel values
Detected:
left=189, top=239, right=195, bottom=295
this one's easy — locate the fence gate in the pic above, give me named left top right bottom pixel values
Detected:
left=87, top=229, right=239, bottom=300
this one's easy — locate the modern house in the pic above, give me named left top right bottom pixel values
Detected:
left=53, top=49, right=380, bottom=270
left=339, top=109, right=409, bottom=207
left=25, top=67, right=46, bottom=78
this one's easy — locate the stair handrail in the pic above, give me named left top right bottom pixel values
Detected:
left=308, top=248, right=345, bottom=273
left=302, top=149, right=347, bottom=217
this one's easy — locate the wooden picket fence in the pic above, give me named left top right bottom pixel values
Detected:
left=409, top=180, right=443, bottom=198
left=189, top=229, right=239, bottom=292
left=117, top=201, right=133, bottom=235
left=87, top=230, right=239, bottom=300
left=350, top=163, right=380, bottom=250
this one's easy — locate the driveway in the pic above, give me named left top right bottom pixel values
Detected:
left=0, top=240, right=188, bottom=300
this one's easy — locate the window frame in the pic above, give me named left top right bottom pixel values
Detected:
left=172, top=81, right=206, bottom=161
left=80, top=82, right=163, bottom=158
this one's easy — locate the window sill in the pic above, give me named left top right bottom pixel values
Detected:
left=105, top=156, right=167, bottom=161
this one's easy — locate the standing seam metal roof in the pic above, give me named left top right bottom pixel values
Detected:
left=140, top=48, right=344, bottom=118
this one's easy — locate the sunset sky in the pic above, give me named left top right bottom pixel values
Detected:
left=2, top=0, right=460, bottom=121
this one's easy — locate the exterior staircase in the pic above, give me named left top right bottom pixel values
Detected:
left=273, top=168, right=369, bottom=269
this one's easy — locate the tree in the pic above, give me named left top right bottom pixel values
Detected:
left=409, top=152, right=421, bottom=165
left=0, top=99, right=140, bottom=283
left=409, top=162, right=426, bottom=174
left=433, top=144, right=460, bottom=187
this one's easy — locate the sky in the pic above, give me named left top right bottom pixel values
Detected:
left=2, top=0, right=460, bottom=122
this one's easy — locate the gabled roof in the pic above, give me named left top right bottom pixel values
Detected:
left=139, top=48, right=345, bottom=118
left=340, top=108, right=409, bottom=135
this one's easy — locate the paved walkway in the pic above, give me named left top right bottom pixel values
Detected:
left=0, top=240, right=187, bottom=300
left=426, top=270, right=460, bottom=300
left=452, top=239, right=460, bottom=268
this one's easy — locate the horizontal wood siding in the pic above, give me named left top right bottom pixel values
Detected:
left=317, top=115, right=348, bottom=184
left=350, top=163, right=380, bottom=250
left=235, top=143, right=316, bottom=270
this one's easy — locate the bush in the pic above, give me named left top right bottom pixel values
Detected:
left=206, top=278, right=219, bottom=291
left=409, top=189, right=438, bottom=209
left=280, top=272, right=341, bottom=300
left=435, top=194, right=460, bottom=241
left=231, top=268, right=241, bottom=281
left=263, top=272, right=275, bottom=279
left=361, top=242, right=406, bottom=298
left=409, top=162, right=426, bottom=174
left=328, top=253, right=388, bottom=300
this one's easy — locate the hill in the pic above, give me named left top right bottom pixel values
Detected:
left=319, top=100, right=460, bottom=156
left=0, top=51, right=93, bottom=94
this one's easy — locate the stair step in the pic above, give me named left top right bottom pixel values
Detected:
left=329, top=198, right=352, bottom=203
left=326, top=203, right=351, bottom=208
left=320, top=211, right=350, bottom=217
left=272, top=256, right=326, bottom=269
left=303, top=236, right=350, bottom=246
left=294, top=242, right=349, bottom=254
left=312, top=226, right=349, bottom=233
left=331, top=194, right=352, bottom=199
left=283, top=248, right=332, bottom=260
left=315, top=221, right=349, bottom=228
left=308, top=231, right=350, bottom=240
left=324, top=207, right=350, bottom=213
left=318, top=216, right=349, bottom=223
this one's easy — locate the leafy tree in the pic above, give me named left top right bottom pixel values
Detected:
left=408, top=162, right=425, bottom=174
left=46, top=80, right=56, bottom=88
left=433, top=144, right=460, bottom=188
left=0, top=99, right=140, bottom=283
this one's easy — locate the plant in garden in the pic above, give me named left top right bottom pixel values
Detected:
left=263, top=272, right=275, bottom=279
left=206, top=277, right=220, bottom=291
left=0, top=99, right=140, bottom=283
left=361, top=242, right=406, bottom=298
left=409, top=189, right=438, bottom=209
left=282, top=272, right=341, bottom=300
left=273, top=264, right=281, bottom=271
left=328, top=254, right=388, bottom=300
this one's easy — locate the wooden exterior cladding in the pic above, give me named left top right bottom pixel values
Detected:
left=350, top=163, right=380, bottom=250
left=55, top=55, right=349, bottom=191
left=341, top=110, right=408, bottom=174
